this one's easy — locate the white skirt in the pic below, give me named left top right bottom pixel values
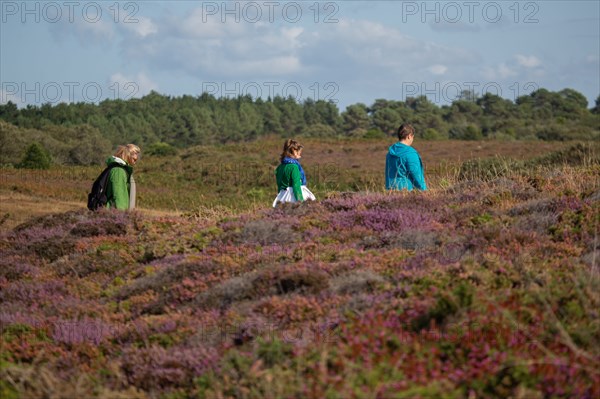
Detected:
left=272, top=186, right=316, bottom=207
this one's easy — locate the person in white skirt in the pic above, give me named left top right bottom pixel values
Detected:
left=272, top=139, right=316, bottom=207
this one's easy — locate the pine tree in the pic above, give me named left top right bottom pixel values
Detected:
left=17, top=143, right=52, bottom=169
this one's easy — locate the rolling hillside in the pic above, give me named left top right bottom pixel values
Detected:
left=1, top=145, right=598, bottom=398
left=0, top=138, right=575, bottom=231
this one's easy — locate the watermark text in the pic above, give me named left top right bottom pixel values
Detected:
left=1, top=81, right=139, bottom=104
left=400, top=1, right=540, bottom=24
left=202, top=81, right=339, bottom=103
left=401, top=81, right=539, bottom=103
left=1, top=1, right=140, bottom=24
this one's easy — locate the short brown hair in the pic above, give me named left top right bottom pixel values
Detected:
left=280, top=139, right=303, bottom=162
left=397, top=124, right=415, bottom=141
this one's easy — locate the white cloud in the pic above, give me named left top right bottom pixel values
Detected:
left=282, top=27, right=305, bottom=48
left=178, top=8, right=245, bottom=38
left=109, top=72, right=158, bottom=98
left=430, top=21, right=481, bottom=33
left=481, top=66, right=496, bottom=81
left=80, top=19, right=115, bottom=40
left=515, top=54, right=541, bottom=68
left=234, top=56, right=302, bottom=76
left=97, top=5, right=504, bottom=107
left=586, top=54, right=600, bottom=64
left=47, top=8, right=115, bottom=44
left=297, top=19, right=477, bottom=74
left=99, top=0, right=489, bottom=91
left=428, top=65, right=448, bottom=75
left=121, top=9, right=310, bottom=78
left=4, top=1, right=598, bottom=110
left=481, top=63, right=518, bottom=80
left=123, top=16, right=158, bottom=38
left=114, top=12, right=483, bottom=107
left=498, top=63, right=517, bottom=78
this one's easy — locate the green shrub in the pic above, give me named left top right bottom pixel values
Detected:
left=256, top=338, right=293, bottom=367
left=524, top=142, right=600, bottom=168
left=422, top=128, right=446, bottom=140
left=301, top=123, right=339, bottom=137
left=0, top=379, right=19, bottom=399
left=145, top=142, right=178, bottom=157
left=363, top=128, right=386, bottom=139
left=17, top=143, right=52, bottom=169
left=449, top=125, right=483, bottom=140
left=458, top=157, right=521, bottom=181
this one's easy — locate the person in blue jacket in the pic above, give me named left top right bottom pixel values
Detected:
left=385, top=123, right=427, bottom=191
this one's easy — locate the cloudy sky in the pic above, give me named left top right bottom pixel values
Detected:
left=1, top=1, right=599, bottom=110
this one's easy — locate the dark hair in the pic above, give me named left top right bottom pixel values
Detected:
left=280, top=139, right=303, bottom=163
left=397, top=124, right=415, bottom=141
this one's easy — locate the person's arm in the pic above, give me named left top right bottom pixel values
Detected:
left=406, top=151, right=427, bottom=190
left=385, top=153, right=393, bottom=190
left=110, top=167, right=130, bottom=210
left=290, top=165, right=304, bottom=201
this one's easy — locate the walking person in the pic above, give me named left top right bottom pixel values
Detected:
left=273, top=139, right=316, bottom=207
left=385, top=124, right=427, bottom=191
left=106, top=144, right=141, bottom=210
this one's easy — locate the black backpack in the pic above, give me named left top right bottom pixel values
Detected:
left=87, top=164, right=125, bottom=211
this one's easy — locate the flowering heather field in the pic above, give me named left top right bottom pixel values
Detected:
left=1, top=152, right=599, bottom=398
left=0, top=139, right=574, bottom=231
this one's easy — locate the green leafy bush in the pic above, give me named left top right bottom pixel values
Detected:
left=145, top=142, right=178, bottom=157
left=17, top=143, right=51, bottom=169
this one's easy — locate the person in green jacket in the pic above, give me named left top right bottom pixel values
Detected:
left=106, top=144, right=140, bottom=210
left=273, top=139, right=316, bottom=207
left=385, top=124, right=427, bottom=191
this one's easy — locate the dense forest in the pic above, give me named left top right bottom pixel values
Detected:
left=0, top=88, right=598, bottom=166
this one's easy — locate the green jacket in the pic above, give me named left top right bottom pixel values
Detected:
left=105, top=156, right=133, bottom=210
left=275, top=163, right=304, bottom=201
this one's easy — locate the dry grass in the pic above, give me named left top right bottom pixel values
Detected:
left=0, top=191, right=181, bottom=233
left=0, top=192, right=83, bottom=231
left=1, top=361, right=149, bottom=399
left=0, top=139, right=575, bottom=231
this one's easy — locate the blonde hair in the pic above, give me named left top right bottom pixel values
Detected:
left=114, top=144, right=141, bottom=165
left=279, top=139, right=303, bottom=163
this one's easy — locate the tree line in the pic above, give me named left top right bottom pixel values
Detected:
left=0, top=88, right=598, bottom=167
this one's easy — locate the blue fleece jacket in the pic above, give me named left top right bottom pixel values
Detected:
left=385, top=143, right=427, bottom=191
